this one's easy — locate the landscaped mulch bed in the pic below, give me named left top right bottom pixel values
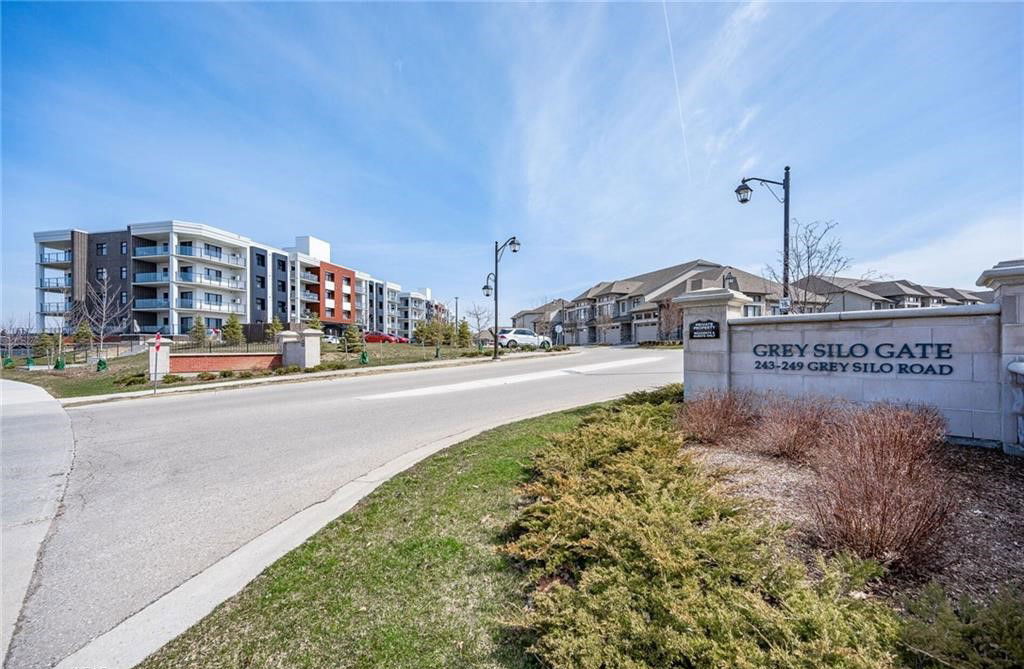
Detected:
left=687, top=442, right=1024, bottom=602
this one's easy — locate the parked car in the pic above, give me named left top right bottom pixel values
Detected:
left=364, top=331, right=398, bottom=343
left=497, top=328, right=551, bottom=349
left=322, top=335, right=340, bottom=345
left=395, top=336, right=410, bottom=344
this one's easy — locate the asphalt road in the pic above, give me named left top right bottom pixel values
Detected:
left=6, top=346, right=680, bottom=668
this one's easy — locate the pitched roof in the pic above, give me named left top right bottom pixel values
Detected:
left=571, top=281, right=613, bottom=302
left=512, top=298, right=571, bottom=320
left=621, top=259, right=722, bottom=297
left=687, top=266, right=786, bottom=299
left=936, top=287, right=984, bottom=302
left=861, top=280, right=927, bottom=298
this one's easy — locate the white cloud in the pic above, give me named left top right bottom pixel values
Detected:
left=848, top=213, right=1023, bottom=288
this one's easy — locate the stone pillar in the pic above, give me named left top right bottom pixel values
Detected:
left=977, top=258, right=1024, bottom=455
left=673, top=288, right=752, bottom=399
left=147, top=338, right=172, bottom=381
left=299, top=328, right=322, bottom=369
left=276, top=330, right=301, bottom=368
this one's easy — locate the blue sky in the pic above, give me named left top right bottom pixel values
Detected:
left=3, top=1, right=1021, bottom=324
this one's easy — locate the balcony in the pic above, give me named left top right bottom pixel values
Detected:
left=39, top=302, right=72, bottom=314
left=175, top=298, right=244, bottom=314
left=299, top=271, right=319, bottom=283
left=40, top=277, right=72, bottom=289
left=174, top=245, right=246, bottom=267
left=176, top=272, right=245, bottom=290
left=138, top=325, right=173, bottom=334
left=134, top=245, right=170, bottom=257
left=134, top=298, right=170, bottom=310
left=134, top=272, right=171, bottom=283
left=39, top=251, right=73, bottom=265
left=300, top=291, right=320, bottom=302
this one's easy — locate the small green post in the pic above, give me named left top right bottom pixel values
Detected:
left=96, top=358, right=108, bottom=372
left=359, top=351, right=369, bottom=365
left=54, top=357, right=66, bottom=370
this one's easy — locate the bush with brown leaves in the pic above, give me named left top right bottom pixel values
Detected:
left=756, top=396, right=838, bottom=463
left=676, top=389, right=760, bottom=445
left=811, top=403, right=955, bottom=569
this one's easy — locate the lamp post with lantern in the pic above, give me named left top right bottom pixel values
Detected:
left=735, top=166, right=791, bottom=312
left=482, top=236, right=521, bottom=360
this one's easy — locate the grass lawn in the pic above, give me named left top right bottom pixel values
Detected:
left=140, top=405, right=598, bottom=669
left=1, top=351, right=150, bottom=397
left=322, top=341, right=544, bottom=366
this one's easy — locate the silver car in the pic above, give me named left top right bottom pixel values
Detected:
left=497, top=327, right=551, bottom=349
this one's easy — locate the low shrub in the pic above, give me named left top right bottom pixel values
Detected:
left=756, top=395, right=838, bottom=463
left=160, top=374, right=185, bottom=384
left=237, top=371, right=254, bottom=379
left=620, top=382, right=684, bottom=406
left=285, top=364, right=301, bottom=373
left=811, top=403, right=955, bottom=569
left=639, top=340, right=683, bottom=348
left=676, top=389, right=759, bottom=445
left=502, top=399, right=900, bottom=668
left=197, top=371, right=217, bottom=381
left=550, top=344, right=569, bottom=352
left=900, top=583, right=1024, bottom=668
left=273, top=367, right=288, bottom=375
left=218, top=370, right=235, bottom=378
left=520, top=344, right=537, bottom=352
left=117, top=372, right=147, bottom=386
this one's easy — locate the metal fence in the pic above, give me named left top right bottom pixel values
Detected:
left=172, top=340, right=278, bottom=354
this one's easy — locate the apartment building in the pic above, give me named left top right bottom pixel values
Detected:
left=34, top=221, right=437, bottom=337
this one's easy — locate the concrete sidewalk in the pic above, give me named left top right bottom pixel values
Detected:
left=1, top=381, right=76, bottom=662
left=59, top=349, right=577, bottom=406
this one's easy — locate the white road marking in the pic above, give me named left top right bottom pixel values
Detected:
left=356, top=356, right=664, bottom=400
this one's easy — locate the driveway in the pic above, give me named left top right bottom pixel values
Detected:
left=4, top=347, right=681, bottom=668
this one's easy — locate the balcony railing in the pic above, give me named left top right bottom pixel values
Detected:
left=40, top=302, right=73, bottom=314
left=134, top=245, right=170, bottom=257
left=40, top=277, right=72, bottom=289
left=138, top=325, right=173, bottom=334
left=176, top=272, right=245, bottom=290
left=300, top=291, right=320, bottom=302
left=134, top=298, right=170, bottom=309
left=134, top=272, right=171, bottom=283
left=39, top=251, right=73, bottom=264
left=299, top=271, right=319, bottom=283
left=174, top=245, right=246, bottom=267
left=175, top=298, right=245, bottom=314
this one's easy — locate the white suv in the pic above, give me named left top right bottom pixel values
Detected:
left=497, top=328, right=551, bottom=349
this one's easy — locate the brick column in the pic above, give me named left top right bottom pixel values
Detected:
left=978, top=258, right=1024, bottom=454
left=673, top=288, right=752, bottom=398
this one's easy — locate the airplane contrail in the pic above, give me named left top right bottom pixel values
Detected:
left=662, top=0, right=693, bottom=184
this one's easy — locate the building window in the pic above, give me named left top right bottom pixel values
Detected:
left=256, top=276, right=265, bottom=289
left=743, top=305, right=762, bottom=317
left=326, top=307, right=335, bottom=317
left=277, top=280, right=286, bottom=292
left=96, top=242, right=108, bottom=256
left=326, top=289, right=335, bottom=299
left=343, top=276, right=351, bottom=286
left=256, top=253, right=266, bottom=267
left=120, top=291, right=128, bottom=305
left=120, top=241, right=128, bottom=255
left=208, top=318, right=223, bottom=329
left=325, top=271, right=335, bottom=282
left=120, top=266, right=128, bottom=279
left=276, top=259, right=286, bottom=272
left=204, top=293, right=223, bottom=305
left=277, top=300, right=287, bottom=313
left=96, top=268, right=107, bottom=280
left=256, top=298, right=266, bottom=311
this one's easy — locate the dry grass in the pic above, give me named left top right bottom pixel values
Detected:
left=809, top=404, right=956, bottom=570
left=675, top=389, right=759, bottom=445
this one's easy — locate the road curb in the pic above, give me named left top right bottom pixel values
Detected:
left=59, top=350, right=580, bottom=407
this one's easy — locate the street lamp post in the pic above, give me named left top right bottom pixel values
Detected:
left=735, top=166, right=791, bottom=312
left=482, top=236, right=521, bottom=360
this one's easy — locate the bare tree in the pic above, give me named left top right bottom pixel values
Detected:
left=83, top=277, right=131, bottom=357
left=466, top=302, right=492, bottom=343
left=763, top=220, right=855, bottom=314
left=656, top=297, right=684, bottom=340
left=2, top=317, right=32, bottom=360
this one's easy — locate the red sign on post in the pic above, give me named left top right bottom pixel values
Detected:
left=155, top=332, right=162, bottom=352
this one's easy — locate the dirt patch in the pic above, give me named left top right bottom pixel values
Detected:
left=685, top=442, right=1024, bottom=602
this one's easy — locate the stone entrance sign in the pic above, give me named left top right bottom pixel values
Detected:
left=675, top=258, right=1024, bottom=455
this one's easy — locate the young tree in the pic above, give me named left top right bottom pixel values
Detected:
left=190, top=315, right=207, bottom=344
left=34, top=332, right=56, bottom=363
left=656, top=298, right=684, bottom=341
left=457, top=319, right=471, bottom=347
left=83, top=277, right=131, bottom=357
left=763, top=220, right=856, bottom=314
left=264, top=315, right=284, bottom=342
left=466, top=303, right=492, bottom=344
left=343, top=325, right=362, bottom=353
left=305, top=314, right=322, bottom=331
left=222, top=313, right=244, bottom=345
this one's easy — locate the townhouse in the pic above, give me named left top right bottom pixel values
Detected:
left=510, top=299, right=570, bottom=336
left=793, top=276, right=988, bottom=312
left=34, top=221, right=442, bottom=338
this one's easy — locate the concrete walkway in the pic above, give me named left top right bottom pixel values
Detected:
left=1, top=381, right=76, bottom=663
left=59, top=349, right=577, bottom=406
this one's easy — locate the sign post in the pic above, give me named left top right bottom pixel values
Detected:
left=152, top=332, right=161, bottom=395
